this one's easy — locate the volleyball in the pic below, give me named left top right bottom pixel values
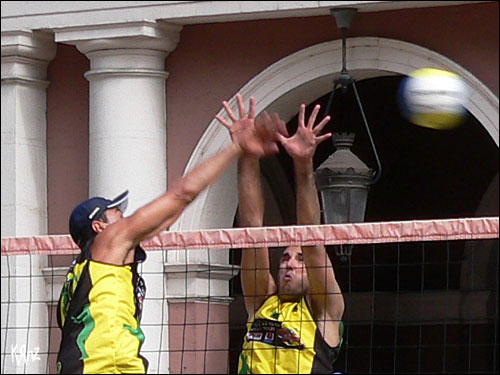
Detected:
left=398, top=68, right=468, bottom=130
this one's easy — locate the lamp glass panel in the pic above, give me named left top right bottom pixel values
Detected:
left=320, top=187, right=368, bottom=224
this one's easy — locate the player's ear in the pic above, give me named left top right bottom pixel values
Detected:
left=91, top=220, right=106, bottom=234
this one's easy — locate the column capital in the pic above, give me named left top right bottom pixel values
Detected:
left=1, top=30, right=57, bottom=61
left=55, top=20, right=182, bottom=56
left=1, top=30, right=57, bottom=84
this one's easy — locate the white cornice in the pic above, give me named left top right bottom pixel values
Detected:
left=55, top=20, right=181, bottom=45
left=1, top=30, right=56, bottom=61
left=53, top=21, right=182, bottom=54
left=1, top=1, right=490, bottom=32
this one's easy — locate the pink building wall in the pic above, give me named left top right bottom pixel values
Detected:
left=168, top=302, right=230, bottom=373
left=46, top=3, right=498, bottom=235
left=165, top=2, right=499, bottom=188
left=47, top=44, right=89, bottom=235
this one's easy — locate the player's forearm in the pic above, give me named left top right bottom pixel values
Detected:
left=238, top=155, right=274, bottom=311
left=294, top=158, right=321, bottom=225
left=238, top=156, right=265, bottom=227
left=129, top=142, right=243, bottom=243
left=177, top=142, right=242, bottom=201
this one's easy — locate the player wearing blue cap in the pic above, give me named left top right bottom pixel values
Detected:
left=56, top=94, right=273, bottom=374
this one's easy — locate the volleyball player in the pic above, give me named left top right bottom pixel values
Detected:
left=56, top=94, right=273, bottom=374
left=219, top=103, right=345, bottom=374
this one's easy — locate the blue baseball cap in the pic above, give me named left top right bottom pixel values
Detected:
left=69, top=190, right=129, bottom=249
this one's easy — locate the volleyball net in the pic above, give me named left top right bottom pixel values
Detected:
left=1, top=217, right=498, bottom=374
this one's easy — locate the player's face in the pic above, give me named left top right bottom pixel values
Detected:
left=278, top=246, right=309, bottom=300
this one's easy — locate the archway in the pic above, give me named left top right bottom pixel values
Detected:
left=171, top=36, right=498, bottom=235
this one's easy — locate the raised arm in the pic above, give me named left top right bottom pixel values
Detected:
left=278, top=104, right=344, bottom=343
left=237, top=156, right=276, bottom=320
left=218, top=99, right=284, bottom=320
left=91, top=95, right=269, bottom=265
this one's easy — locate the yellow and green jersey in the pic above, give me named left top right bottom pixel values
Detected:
left=56, top=243, right=148, bottom=374
left=238, top=295, right=343, bottom=374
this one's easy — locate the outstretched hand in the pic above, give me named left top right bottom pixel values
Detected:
left=255, top=111, right=289, bottom=155
left=216, top=94, right=280, bottom=157
left=277, top=104, right=332, bottom=162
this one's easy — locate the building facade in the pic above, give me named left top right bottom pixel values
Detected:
left=2, top=1, right=498, bottom=373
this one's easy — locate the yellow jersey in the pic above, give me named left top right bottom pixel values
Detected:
left=57, top=244, right=148, bottom=374
left=238, top=295, right=343, bottom=374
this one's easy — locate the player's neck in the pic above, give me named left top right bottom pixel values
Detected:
left=278, top=293, right=303, bottom=303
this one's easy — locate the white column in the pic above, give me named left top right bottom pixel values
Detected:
left=55, top=22, right=181, bottom=374
left=84, top=46, right=169, bottom=211
left=1, top=30, right=56, bottom=237
left=1, top=30, right=56, bottom=374
left=56, top=22, right=181, bottom=212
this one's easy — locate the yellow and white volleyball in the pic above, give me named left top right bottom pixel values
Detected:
left=398, top=68, right=469, bottom=130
